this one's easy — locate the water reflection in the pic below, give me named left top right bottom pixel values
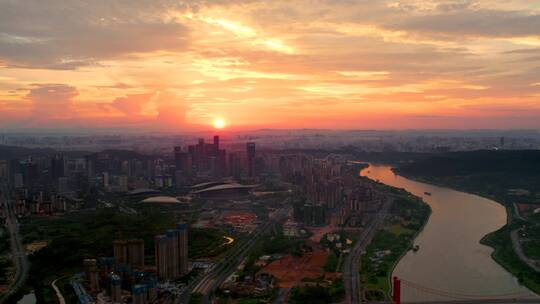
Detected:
left=361, top=164, right=536, bottom=302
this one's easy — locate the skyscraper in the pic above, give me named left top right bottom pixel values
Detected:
left=132, top=284, right=147, bottom=304
left=83, top=259, right=100, bottom=292
left=214, top=135, right=220, bottom=151
left=246, top=142, right=256, bottom=177
left=128, top=239, right=145, bottom=268
left=154, top=235, right=168, bottom=280
left=177, top=223, right=189, bottom=276
left=110, top=274, right=122, bottom=303
left=166, top=230, right=179, bottom=279
left=113, top=240, right=128, bottom=265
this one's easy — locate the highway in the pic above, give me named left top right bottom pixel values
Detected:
left=0, top=183, right=29, bottom=304
left=177, top=206, right=290, bottom=304
left=343, top=197, right=393, bottom=304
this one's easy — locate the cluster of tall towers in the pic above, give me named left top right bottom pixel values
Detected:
left=154, top=223, right=189, bottom=281
left=113, top=239, right=145, bottom=268
left=174, top=136, right=257, bottom=179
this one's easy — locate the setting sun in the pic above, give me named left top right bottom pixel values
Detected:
left=213, top=118, right=226, bottom=129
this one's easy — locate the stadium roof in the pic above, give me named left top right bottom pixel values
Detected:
left=141, top=196, right=183, bottom=204
left=128, top=188, right=160, bottom=196
left=190, top=181, right=230, bottom=189
left=192, top=183, right=259, bottom=194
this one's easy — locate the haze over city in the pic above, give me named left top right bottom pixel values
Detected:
left=1, top=1, right=540, bottom=131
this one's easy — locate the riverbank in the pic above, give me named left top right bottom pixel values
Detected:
left=363, top=163, right=535, bottom=301
left=393, top=169, right=540, bottom=295
left=358, top=179, right=431, bottom=301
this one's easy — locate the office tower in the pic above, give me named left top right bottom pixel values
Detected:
left=14, top=173, right=23, bottom=188
left=166, top=230, right=179, bottom=279
left=102, top=172, right=109, bottom=189
left=175, top=149, right=192, bottom=176
left=246, top=142, right=256, bottom=177
left=83, top=259, right=100, bottom=292
left=86, top=156, right=95, bottom=179
left=177, top=223, right=189, bottom=275
left=228, top=153, right=241, bottom=179
left=214, top=135, right=220, bottom=151
left=58, top=177, right=69, bottom=194
left=110, top=274, right=122, bottom=303
left=128, top=239, right=145, bottom=268
left=154, top=235, right=168, bottom=280
left=51, top=154, right=65, bottom=179
left=118, top=175, right=128, bottom=192
left=132, top=285, right=148, bottom=304
left=113, top=240, right=128, bottom=265
left=0, top=160, right=8, bottom=180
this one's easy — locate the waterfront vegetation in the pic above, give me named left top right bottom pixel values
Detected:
left=396, top=150, right=540, bottom=295
left=481, top=223, right=540, bottom=294
left=359, top=190, right=431, bottom=301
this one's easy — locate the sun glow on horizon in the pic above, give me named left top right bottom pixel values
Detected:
left=213, top=117, right=226, bottom=129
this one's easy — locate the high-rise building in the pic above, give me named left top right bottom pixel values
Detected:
left=132, top=284, right=147, bottom=304
left=128, top=239, right=145, bottom=268
left=166, top=230, right=179, bottom=279
left=110, top=274, right=122, bottom=303
left=113, top=240, right=128, bottom=265
left=246, top=142, right=256, bottom=177
left=145, top=276, right=158, bottom=302
left=0, top=160, right=8, bottom=181
left=213, top=135, right=220, bottom=151
left=177, top=223, right=189, bottom=275
left=83, top=259, right=100, bottom=292
left=58, top=177, right=69, bottom=194
left=118, top=175, right=128, bottom=192
left=102, top=172, right=110, bottom=189
left=51, top=154, right=65, bottom=180
left=154, top=235, right=169, bottom=280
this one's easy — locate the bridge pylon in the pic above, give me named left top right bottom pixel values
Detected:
left=392, top=276, right=401, bottom=304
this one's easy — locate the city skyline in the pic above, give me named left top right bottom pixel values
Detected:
left=1, top=1, right=540, bottom=131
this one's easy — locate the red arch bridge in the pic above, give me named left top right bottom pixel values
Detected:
left=366, top=277, right=539, bottom=304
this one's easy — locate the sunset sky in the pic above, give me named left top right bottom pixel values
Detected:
left=1, top=0, right=540, bottom=131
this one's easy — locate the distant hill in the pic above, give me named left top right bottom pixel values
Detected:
left=396, top=150, right=540, bottom=177
left=395, top=150, right=540, bottom=204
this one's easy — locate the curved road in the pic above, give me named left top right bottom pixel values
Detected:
left=52, top=278, right=66, bottom=304
left=510, top=229, right=540, bottom=272
left=0, top=184, right=29, bottom=304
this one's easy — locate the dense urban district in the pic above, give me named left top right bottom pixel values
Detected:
left=0, top=131, right=538, bottom=303
left=0, top=135, right=431, bottom=304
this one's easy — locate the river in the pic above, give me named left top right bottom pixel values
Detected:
left=360, top=164, right=537, bottom=302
